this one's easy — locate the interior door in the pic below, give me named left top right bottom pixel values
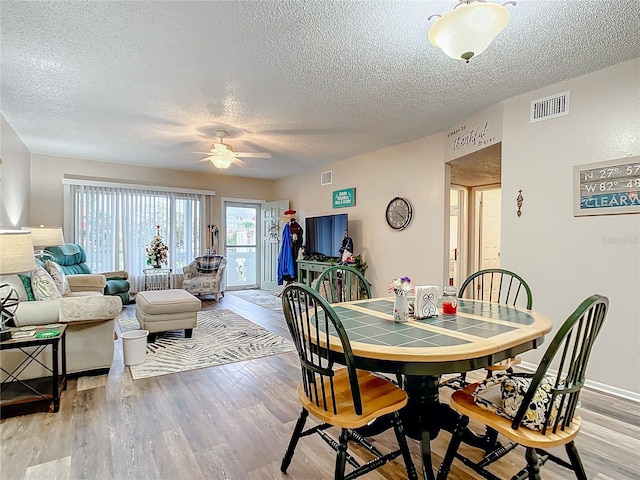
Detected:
left=478, top=188, right=501, bottom=271
left=260, top=200, right=289, bottom=292
left=448, top=187, right=467, bottom=289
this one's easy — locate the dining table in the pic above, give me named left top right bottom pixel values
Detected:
left=313, top=296, right=553, bottom=480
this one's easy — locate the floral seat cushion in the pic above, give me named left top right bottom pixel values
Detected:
left=472, top=373, right=566, bottom=431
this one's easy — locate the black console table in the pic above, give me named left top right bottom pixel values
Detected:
left=0, top=325, right=67, bottom=417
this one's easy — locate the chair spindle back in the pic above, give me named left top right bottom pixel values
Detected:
left=512, top=294, right=608, bottom=434
left=282, top=283, right=363, bottom=415
left=458, top=268, right=533, bottom=309
left=314, top=265, right=371, bottom=303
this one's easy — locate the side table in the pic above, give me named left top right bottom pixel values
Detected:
left=143, top=267, right=172, bottom=291
left=0, top=325, right=67, bottom=417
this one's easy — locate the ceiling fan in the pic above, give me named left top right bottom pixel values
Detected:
left=193, top=130, right=271, bottom=169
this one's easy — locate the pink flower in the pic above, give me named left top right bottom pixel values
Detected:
left=388, top=276, right=414, bottom=295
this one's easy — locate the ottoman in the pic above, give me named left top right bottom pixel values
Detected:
left=136, top=289, right=201, bottom=341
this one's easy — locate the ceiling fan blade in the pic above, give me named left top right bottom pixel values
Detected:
left=233, top=158, right=253, bottom=168
left=196, top=157, right=213, bottom=163
left=234, top=152, right=272, bottom=158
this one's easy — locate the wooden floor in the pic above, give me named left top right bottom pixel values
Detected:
left=1, top=293, right=638, bottom=480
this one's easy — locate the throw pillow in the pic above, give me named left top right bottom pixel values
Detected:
left=45, top=260, right=71, bottom=296
left=196, top=255, right=221, bottom=274
left=31, top=266, right=63, bottom=301
left=471, top=375, right=504, bottom=416
left=472, top=373, right=563, bottom=432
left=501, top=374, right=563, bottom=431
left=17, top=273, right=36, bottom=301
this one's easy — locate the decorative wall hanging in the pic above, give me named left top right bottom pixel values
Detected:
left=573, top=155, right=640, bottom=216
left=516, top=189, right=524, bottom=217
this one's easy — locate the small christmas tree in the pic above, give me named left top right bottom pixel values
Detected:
left=146, top=225, right=168, bottom=267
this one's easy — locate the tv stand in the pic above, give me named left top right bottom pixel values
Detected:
left=297, top=259, right=339, bottom=286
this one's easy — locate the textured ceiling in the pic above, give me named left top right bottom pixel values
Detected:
left=449, top=143, right=502, bottom=187
left=1, top=0, right=639, bottom=180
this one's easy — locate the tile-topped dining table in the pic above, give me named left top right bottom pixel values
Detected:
left=307, top=296, right=552, bottom=480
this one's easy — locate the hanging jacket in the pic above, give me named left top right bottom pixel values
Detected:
left=277, top=223, right=295, bottom=285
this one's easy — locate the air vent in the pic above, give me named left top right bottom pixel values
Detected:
left=530, top=90, right=570, bottom=123
left=321, top=170, right=332, bottom=186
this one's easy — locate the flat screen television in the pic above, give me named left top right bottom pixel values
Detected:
left=304, top=213, right=348, bottom=257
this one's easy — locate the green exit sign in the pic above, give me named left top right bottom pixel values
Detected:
left=333, top=188, right=356, bottom=208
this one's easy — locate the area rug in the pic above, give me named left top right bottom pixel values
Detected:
left=228, top=289, right=283, bottom=311
left=118, top=309, right=294, bottom=379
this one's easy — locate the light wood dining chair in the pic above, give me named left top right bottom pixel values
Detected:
left=314, top=264, right=371, bottom=303
left=437, top=294, right=608, bottom=480
left=442, top=268, right=534, bottom=391
left=281, top=283, right=418, bottom=480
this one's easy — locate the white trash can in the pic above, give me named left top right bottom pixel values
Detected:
left=122, top=330, right=149, bottom=365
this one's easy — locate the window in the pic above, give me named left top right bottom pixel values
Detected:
left=65, top=182, right=211, bottom=284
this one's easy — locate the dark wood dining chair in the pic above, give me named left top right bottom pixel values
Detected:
left=314, top=264, right=371, bottom=303
left=280, top=283, right=418, bottom=480
left=437, top=294, right=608, bottom=480
left=442, top=268, right=534, bottom=391
left=314, top=265, right=403, bottom=388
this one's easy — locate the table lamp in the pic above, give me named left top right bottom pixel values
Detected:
left=21, top=225, right=65, bottom=258
left=0, top=230, right=37, bottom=341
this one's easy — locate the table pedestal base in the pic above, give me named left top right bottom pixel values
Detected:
left=404, top=375, right=501, bottom=480
left=354, top=374, right=504, bottom=480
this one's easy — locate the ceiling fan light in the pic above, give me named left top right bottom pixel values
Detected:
left=211, top=156, right=235, bottom=169
left=428, top=3, right=510, bottom=62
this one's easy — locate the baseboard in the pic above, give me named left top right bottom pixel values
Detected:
left=519, top=361, right=640, bottom=403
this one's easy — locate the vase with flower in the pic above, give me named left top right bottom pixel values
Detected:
left=146, top=225, right=169, bottom=268
left=388, top=276, right=415, bottom=322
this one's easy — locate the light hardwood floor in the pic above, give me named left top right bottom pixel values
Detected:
left=1, top=293, right=638, bottom=480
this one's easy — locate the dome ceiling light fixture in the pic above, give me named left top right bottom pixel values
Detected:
left=428, top=0, right=516, bottom=63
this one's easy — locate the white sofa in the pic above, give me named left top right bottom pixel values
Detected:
left=0, top=272, right=122, bottom=379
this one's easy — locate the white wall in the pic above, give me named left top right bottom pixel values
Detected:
left=501, top=58, right=640, bottom=396
left=275, top=133, right=447, bottom=298
left=0, top=114, right=31, bottom=227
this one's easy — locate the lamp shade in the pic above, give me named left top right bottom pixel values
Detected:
left=21, top=226, right=65, bottom=248
left=0, top=231, right=37, bottom=275
left=428, top=3, right=509, bottom=62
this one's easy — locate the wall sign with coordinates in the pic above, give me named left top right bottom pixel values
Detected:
left=573, top=155, right=640, bottom=216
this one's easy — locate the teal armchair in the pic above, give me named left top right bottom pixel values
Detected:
left=44, top=243, right=132, bottom=305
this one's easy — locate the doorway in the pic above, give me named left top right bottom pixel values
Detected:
left=447, top=143, right=502, bottom=285
left=224, top=201, right=259, bottom=290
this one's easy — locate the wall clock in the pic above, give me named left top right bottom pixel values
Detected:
left=385, top=196, right=413, bottom=230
